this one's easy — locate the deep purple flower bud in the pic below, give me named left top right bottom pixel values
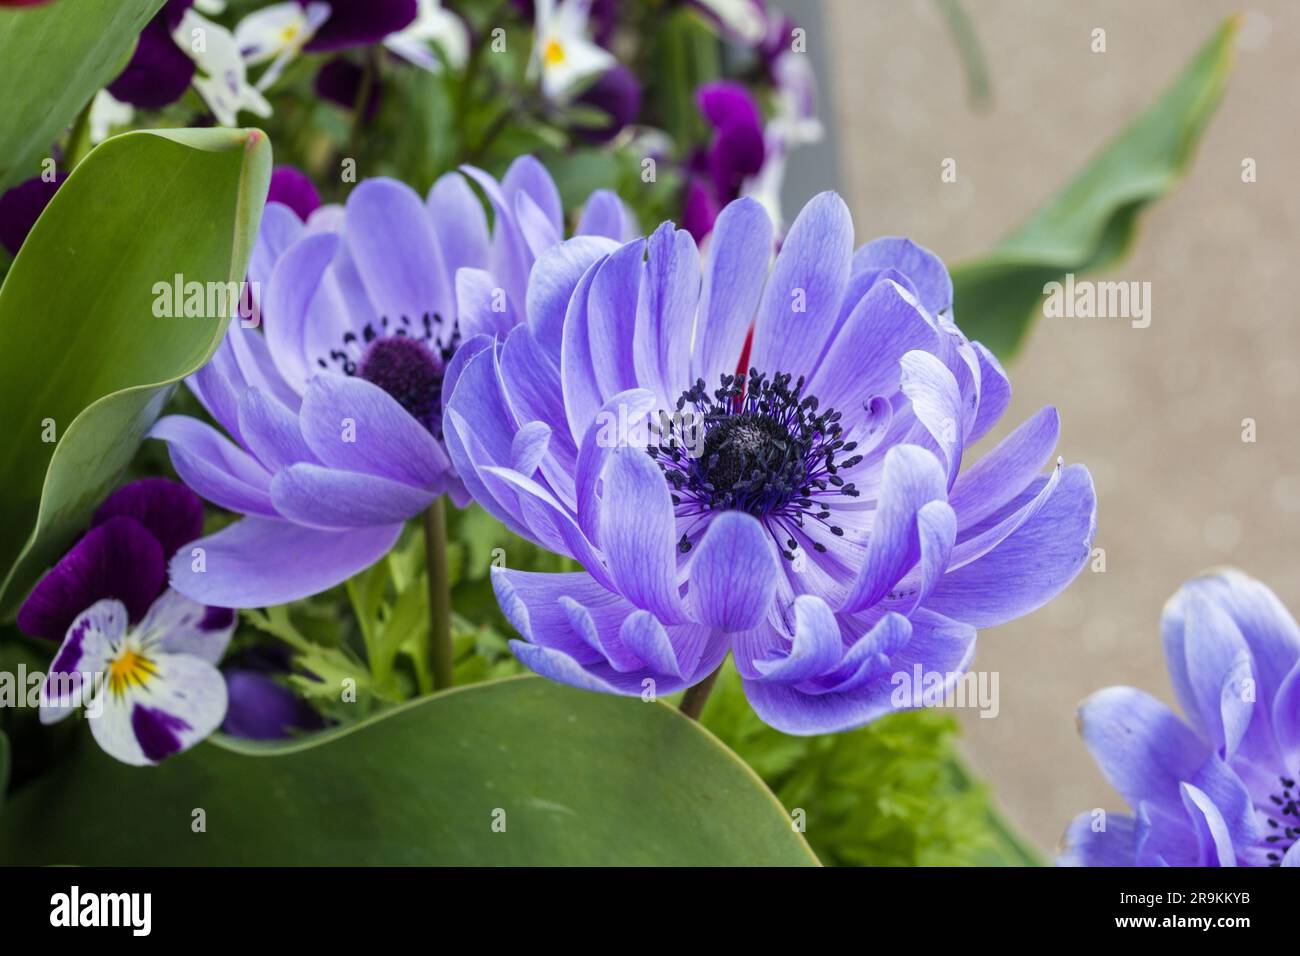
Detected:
left=222, top=670, right=325, bottom=740
left=572, top=65, right=641, bottom=143
left=267, top=166, right=322, bottom=221
left=0, top=172, right=65, bottom=256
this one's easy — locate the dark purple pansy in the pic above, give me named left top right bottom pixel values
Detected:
left=222, top=670, right=325, bottom=740
left=682, top=81, right=765, bottom=240
left=314, top=57, right=383, bottom=117
left=267, top=166, right=322, bottom=221
left=17, top=517, right=165, bottom=641
left=304, top=0, right=417, bottom=52
left=106, top=0, right=196, bottom=111
left=572, top=65, right=641, bottom=144
left=0, top=172, right=65, bottom=256
left=18, top=478, right=208, bottom=642
left=93, top=476, right=204, bottom=561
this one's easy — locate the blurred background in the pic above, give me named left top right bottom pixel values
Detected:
left=783, top=0, right=1299, bottom=852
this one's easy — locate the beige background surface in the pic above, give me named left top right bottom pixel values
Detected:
left=818, top=0, right=1300, bottom=854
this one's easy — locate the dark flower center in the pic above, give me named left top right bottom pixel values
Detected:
left=1264, top=772, right=1300, bottom=865
left=648, top=369, right=861, bottom=560
left=315, top=312, right=457, bottom=436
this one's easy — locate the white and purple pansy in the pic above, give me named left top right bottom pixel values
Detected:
left=152, top=157, right=636, bottom=609
left=18, top=479, right=236, bottom=766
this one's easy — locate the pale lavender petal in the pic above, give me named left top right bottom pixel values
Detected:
left=686, top=511, right=778, bottom=631
left=691, top=196, right=773, bottom=385
left=168, top=517, right=403, bottom=607
left=149, top=415, right=277, bottom=517
left=271, top=463, right=436, bottom=528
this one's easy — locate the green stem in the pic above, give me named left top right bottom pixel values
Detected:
left=423, top=499, right=454, bottom=691
left=679, top=663, right=722, bottom=721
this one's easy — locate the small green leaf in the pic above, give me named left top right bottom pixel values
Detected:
left=951, top=17, right=1237, bottom=357
left=0, top=0, right=163, bottom=191
left=0, top=128, right=271, bottom=617
left=0, top=677, right=819, bottom=866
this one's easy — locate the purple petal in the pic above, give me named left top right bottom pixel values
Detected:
left=344, top=177, right=453, bottom=333
left=313, top=57, right=383, bottom=116
left=222, top=670, right=324, bottom=740
left=427, top=172, right=490, bottom=285
left=598, top=447, right=687, bottom=623
left=270, top=462, right=436, bottom=528
left=839, top=444, right=948, bottom=614
left=686, top=511, right=779, bottom=632
left=527, top=235, right=617, bottom=365
left=634, top=223, right=699, bottom=407
left=106, top=14, right=195, bottom=110
left=923, top=463, right=1096, bottom=628
left=851, top=237, right=953, bottom=318
left=1077, top=686, right=1211, bottom=824
left=749, top=192, right=853, bottom=382
left=1057, top=812, right=1137, bottom=867
left=267, top=166, right=321, bottom=222
left=168, top=516, right=404, bottom=607
left=0, top=172, right=65, bottom=256
left=149, top=415, right=278, bottom=517
left=18, top=517, right=164, bottom=641
left=690, top=197, right=773, bottom=385
left=93, top=477, right=203, bottom=561
left=298, top=373, right=450, bottom=489
left=305, top=0, right=416, bottom=51
left=573, top=65, right=642, bottom=143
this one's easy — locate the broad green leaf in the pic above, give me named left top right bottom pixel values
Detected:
left=0, top=676, right=819, bottom=866
left=0, top=0, right=163, bottom=191
left=0, top=128, right=272, bottom=617
left=951, top=17, right=1237, bottom=357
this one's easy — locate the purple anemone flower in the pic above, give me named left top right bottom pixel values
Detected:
left=0, top=172, right=65, bottom=257
left=153, top=157, right=637, bottom=608
left=1060, top=569, right=1300, bottom=867
left=443, top=192, right=1096, bottom=735
left=106, top=0, right=196, bottom=111
left=684, top=82, right=765, bottom=242
left=19, top=479, right=236, bottom=766
left=305, top=0, right=418, bottom=52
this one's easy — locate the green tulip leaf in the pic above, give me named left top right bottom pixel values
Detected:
left=0, top=127, right=271, bottom=617
left=951, top=16, right=1237, bottom=358
left=0, top=676, right=819, bottom=866
left=0, top=0, right=164, bottom=191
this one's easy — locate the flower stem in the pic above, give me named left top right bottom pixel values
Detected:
left=423, top=499, right=454, bottom=692
left=679, top=664, right=723, bottom=721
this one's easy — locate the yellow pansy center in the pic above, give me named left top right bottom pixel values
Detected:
left=543, top=37, right=566, bottom=66
left=107, top=647, right=158, bottom=698
left=280, top=23, right=300, bottom=44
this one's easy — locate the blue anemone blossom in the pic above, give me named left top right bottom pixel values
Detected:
left=1061, top=569, right=1300, bottom=867
left=152, top=158, right=636, bottom=608
left=443, top=191, right=1097, bottom=734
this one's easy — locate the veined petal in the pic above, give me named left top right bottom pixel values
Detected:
left=168, top=517, right=403, bottom=608
left=137, top=588, right=235, bottom=665
left=39, top=599, right=124, bottom=724
left=686, top=511, right=779, bottom=632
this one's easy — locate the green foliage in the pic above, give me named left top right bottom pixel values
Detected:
left=0, top=0, right=161, bottom=191
left=0, top=128, right=270, bottom=618
left=0, top=676, right=819, bottom=866
left=701, top=662, right=1043, bottom=866
left=951, top=17, right=1237, bottom=357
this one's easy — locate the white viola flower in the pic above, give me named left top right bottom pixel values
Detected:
left=384, top=0, right=469, bottom=73
left=40, top=593, right=235, bottom=766
left=533, top=0, right=615, bottom=102
left=194, top=0, right=228, bottom=14
left=173, top=9, right=273, bottom=126
left=235, top=1, right=331, bottom=92
left=88, top=89, right=134, bottom=145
